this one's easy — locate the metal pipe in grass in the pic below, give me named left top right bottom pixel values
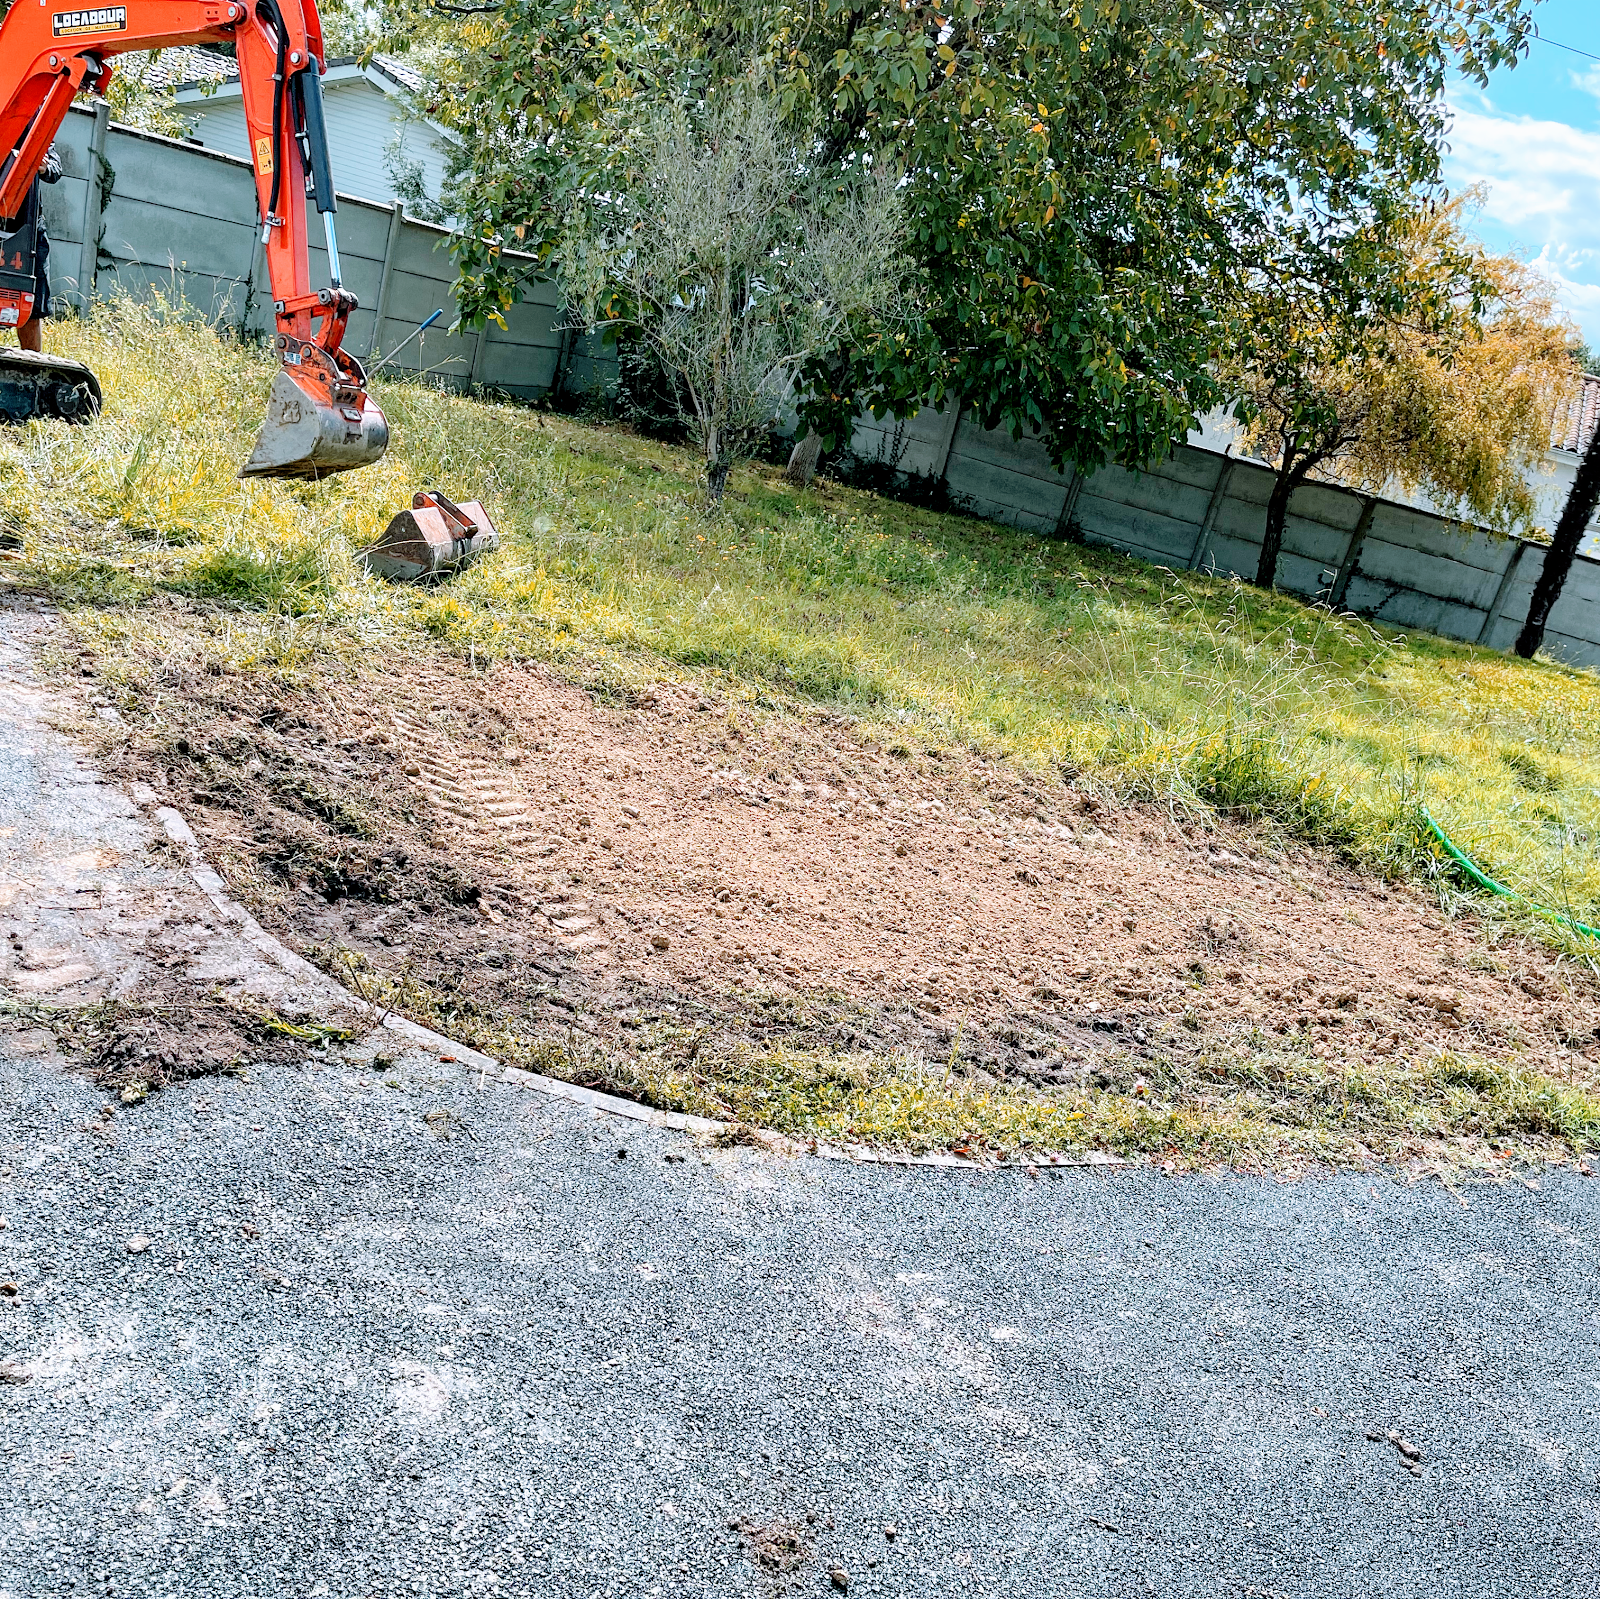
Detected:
left=369, top=310, right=444, bottom=377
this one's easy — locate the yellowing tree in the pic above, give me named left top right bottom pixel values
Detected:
left=1227, top=196, right=1580, bottom=591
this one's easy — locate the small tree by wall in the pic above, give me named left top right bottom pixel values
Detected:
left=558, top=88, right=906, bottom=505
left=1515, top=420, right=1600, bottom=659
left=1227, top=198, right=1579, bottom=591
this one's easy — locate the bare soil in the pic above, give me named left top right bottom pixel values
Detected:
left=47, top=976, right=329, bottom=1097
left=84, top=646, right=1600, bottom=1111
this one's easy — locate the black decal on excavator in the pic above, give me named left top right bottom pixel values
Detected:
left=52, top=6, right=128, bottom=36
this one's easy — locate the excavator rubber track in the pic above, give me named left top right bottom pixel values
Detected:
left=0, top=348, right=102, bottom=425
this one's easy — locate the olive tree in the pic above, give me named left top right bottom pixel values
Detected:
left=558, top=89, right=906, bottom=503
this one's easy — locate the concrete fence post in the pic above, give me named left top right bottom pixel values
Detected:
left=1328, top=495, right=1377, bottom=609
left=367, top=200, right=405, bottom=364
left=1477, top=539, right=1530, bottom=647
left=1187, top=450, right=1235, bottom=571
left=74, top=99, right=111, bottom=314
left=468, top=321, right=490, bottom=394
left=930, top=399, right=963, bottom=483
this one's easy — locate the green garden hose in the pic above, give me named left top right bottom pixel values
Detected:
left=1421, top=808, right=1600, bottom=942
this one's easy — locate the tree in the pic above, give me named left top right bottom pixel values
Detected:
left=103, top=52, right=206, bottom=138
left=558, top=88, right=905, bottom=503
left=1226, top=199, right=1579, bottom=590
left=1515, top=421, right=1600, bottom=659
left=379, top=0, right=1540, bottom=479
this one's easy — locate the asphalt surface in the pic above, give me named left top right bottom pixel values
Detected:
left=3, top=600, right=1599, bottom=1598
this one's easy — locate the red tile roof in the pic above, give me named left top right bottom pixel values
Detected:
left=1555, top=372, right=1600, bottom=455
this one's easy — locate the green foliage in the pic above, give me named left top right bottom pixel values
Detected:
left=613, top=332, right=690, bottom=445
left=384, top=0, right=1538, bottom=479
left=102, top=52, right=201, bottom=138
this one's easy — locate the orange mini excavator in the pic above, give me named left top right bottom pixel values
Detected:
left=0, top=0, right=388, bottom=478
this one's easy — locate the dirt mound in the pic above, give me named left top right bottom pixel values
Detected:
left=93, top=650, right=1599, bottom=1117
left=41, top=974, right=347, bottom=1099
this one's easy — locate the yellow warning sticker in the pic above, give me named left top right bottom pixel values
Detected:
left=254, top=136, right=274, bottom=177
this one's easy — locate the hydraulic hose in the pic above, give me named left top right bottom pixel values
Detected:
left=1421, top=807, right=1600, bottom=941
left=256, top=0, right=289, bottom=221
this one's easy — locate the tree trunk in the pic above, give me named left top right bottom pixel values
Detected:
left=1255, top=467, right=1301, bottom=589
left=785, top=430, right=824, bottom=487
left=1515, top=420, right=1600, bottom=658
left=705, top=435, right=731, bottom=505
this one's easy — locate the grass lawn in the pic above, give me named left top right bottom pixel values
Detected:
left=5, top=299, right=1600, bottom=1168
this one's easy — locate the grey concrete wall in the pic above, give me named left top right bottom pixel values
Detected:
left=852, top=408, right=1600, bottom=672
left=39, top=103, right=613, bottom=402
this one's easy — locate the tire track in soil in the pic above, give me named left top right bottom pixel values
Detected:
left=388, top=708, right=614, bottom=967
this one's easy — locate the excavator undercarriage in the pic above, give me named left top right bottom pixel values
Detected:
left=0, top=346, right=102, bottom=425
left=0, top=187, right=100, bottom=424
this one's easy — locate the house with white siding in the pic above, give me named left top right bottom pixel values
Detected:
left=134, top=46, right=457, bottom=216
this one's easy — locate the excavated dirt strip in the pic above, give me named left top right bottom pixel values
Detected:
left=83, top=645, right=1600, bottom=1099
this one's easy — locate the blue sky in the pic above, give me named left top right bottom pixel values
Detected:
left=1445, top=0, right=1600, bottom=351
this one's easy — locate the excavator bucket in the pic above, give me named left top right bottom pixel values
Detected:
left=240, top=360, right=389, bottom=481
left=359, top=490, right=500, bottom=582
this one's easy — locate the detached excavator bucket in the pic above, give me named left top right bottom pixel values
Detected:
left=240, top=364, right=389, bottom=482
left=359, top=491, right=500, bottom=583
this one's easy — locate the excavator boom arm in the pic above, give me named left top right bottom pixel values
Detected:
left=0, top=0, right=388, bottom=478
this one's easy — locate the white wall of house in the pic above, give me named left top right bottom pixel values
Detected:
left=1188, top=407, right=1600, bottom=558
left=178, top=71, right=452, bottom=211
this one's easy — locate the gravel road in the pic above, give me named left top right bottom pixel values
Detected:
left=2, top=600, right=1597, bottom=1599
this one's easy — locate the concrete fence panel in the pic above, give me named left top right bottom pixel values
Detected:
left=842, top=402, right=1600, bottom=673
left=40, top=103, right=616, bottom=408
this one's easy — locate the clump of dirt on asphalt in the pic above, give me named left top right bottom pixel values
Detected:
left=67, top=634, right=1600, bottom=1158
left=41, top=974, right=348, bottom=1098
left=730, top=1514, right=815, bottom=1584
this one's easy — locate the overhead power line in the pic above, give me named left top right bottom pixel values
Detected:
left=1534, top=34, right=1600, bottom=64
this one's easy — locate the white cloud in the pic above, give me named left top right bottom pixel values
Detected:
left=1444, top=93, right=1600, bottom=342
left=1539, top=263, right=1600, bottom=328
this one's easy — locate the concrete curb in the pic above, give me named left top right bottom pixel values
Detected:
left=139, top=789, right=1124, bottom=1175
